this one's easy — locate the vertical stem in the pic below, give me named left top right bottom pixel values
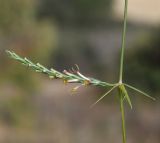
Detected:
left=120, top=94, right=126, bottom=143
left=119, top=0, right=128, bottom=82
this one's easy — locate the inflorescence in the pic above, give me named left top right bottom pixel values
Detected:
left=6, top=50, right=114, bottom=88
left=6, top=50, right=155, bottom=109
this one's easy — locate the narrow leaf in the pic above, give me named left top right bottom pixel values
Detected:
left=90, top=85, right=118, bottom=108
left=124, top=83, right=155, bottom=100
left=120, top=85, right=132, bottom=109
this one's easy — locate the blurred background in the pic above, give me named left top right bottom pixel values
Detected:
left=0, top=0, right=160, bottom=142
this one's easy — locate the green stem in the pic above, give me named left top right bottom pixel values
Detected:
left=119, top=0, right=128, bottom=82
left=120, top=94, right=127, bottom=143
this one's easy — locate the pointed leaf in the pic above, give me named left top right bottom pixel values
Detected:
left=90, top=85, right=118, bottom=108
left=124, top=83, right=155, bottom=101
left=120, top=85, right=132, bottom=109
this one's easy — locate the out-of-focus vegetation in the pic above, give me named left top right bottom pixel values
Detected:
left=0, top=0, right=56, bottom=89
left=125, top=28, right=160, bottom=95
left=0, top=0, right=58, bottom=134
left=0, top=0, right=56, bottom=58
left=37, top=0, right=113, bottom=26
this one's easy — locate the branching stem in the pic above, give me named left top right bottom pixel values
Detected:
left=119, top=0, right=128, bottom=143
